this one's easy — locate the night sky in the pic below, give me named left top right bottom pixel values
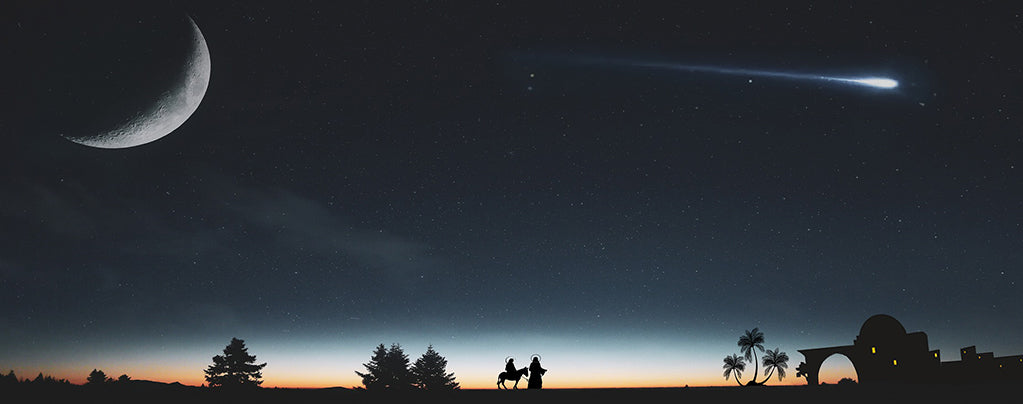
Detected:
left=2, top=1, right=1022, bottom=389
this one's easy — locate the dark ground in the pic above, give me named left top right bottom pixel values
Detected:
left=8, top=383, right=1020, bottom=404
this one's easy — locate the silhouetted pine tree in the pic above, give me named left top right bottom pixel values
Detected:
left=86, top=369, right=110, bottom=386
left=1, top=370, right=17, bottom=388
left=411, top=345, right=459, bottom=390
left=203, top=338, right=267, bottom=388
left=356, top=343, right=413, bottom=390
left=27, top=372, right=71, bottom=388
left=356, top=344, right=389, bottom=390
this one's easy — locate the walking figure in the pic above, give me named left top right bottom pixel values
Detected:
left=527, top=355, right=546, bottom=389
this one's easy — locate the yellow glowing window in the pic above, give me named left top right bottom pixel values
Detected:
left=871, top=347, right=876, bottom=354
left=934, top=353, right=938, bottom=358
left=978, top=356, right=982, bottom=360
left=893, top=359, right=898, bottom=366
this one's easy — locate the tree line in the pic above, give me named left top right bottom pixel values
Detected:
left=5, top=330, right=793, bottom=390
left=0, top=368, right=127, bottom=389
left=2, top=337, right=459, bottom=391
left=202, top=338, right=458, bottom=390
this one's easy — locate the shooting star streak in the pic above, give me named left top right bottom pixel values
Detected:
left=628, top=60, right=899, bottom=89
left=540, top=55, right=900, bottom=90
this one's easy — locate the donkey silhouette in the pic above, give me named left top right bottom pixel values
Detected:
left=497, top=367, right=529, bottom=389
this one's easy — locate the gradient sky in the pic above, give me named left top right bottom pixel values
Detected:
left=2, top=1, right=1022, bottom=389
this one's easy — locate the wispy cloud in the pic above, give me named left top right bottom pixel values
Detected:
left=224, top=185, right=435, bottom=278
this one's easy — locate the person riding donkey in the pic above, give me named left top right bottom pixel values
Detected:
left=498, top=355, right=547, bottom=389
left=497, top=357, right=529, bottom=389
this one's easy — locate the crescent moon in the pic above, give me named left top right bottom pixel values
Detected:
left=64, top=16, right=210, bottom=149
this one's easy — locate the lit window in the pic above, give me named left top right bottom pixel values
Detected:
left=934, top=353, right=938, bottom=358
left=893, top=359, right=898, bottom=366
left=871, top=347, right=876, bottom=354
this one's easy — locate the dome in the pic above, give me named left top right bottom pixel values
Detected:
left=858, top=314, right=907, bottom=340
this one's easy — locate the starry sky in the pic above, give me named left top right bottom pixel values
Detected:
left=2, top=0, right=1022, bottom=389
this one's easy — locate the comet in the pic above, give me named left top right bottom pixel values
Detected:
left=627, top=60, right=900, bottom=90
left=526, top=54, right=900, bottom=90
left=830, top=77, right=899, bottom=89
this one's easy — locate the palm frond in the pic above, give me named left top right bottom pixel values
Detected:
left=722, top=354, right=745, bottom=370
left=760, top=347, right=790, bottom=382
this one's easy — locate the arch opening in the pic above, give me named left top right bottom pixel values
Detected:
left=818, top=353, right=858, bottom=385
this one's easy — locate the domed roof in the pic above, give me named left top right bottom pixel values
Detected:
left=858, top=314, right=907, bottom=340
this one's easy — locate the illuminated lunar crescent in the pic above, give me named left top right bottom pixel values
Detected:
left=64, top=16, right=210, bottom=149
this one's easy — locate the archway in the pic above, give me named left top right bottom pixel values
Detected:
left=797, top=315, right=941, bottom=385
left=796, top=345, right=857, bottom=385
left=818, top=353, right=858, bottom=385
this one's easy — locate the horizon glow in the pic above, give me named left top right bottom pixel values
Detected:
left=0, top=333, right=844, bottom=389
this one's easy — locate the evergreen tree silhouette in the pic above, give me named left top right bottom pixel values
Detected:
left=86, top=369, right=110, bottom=386
left=203, top=337, right=267, bottom=389
left=411, top=345, right=459, bottom=390
left=356, top=343, right=413, bottom=390
left=1, top=370, right=17, bottom=388
left=356, top=344, right=390, bottom=390
left=24, top=372, right=70, bottom=388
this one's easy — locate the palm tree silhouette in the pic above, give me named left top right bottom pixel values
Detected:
left=761, top=348, right=789, bottom=383
left=738, top=328, right=765, bottom=385
left=722, top=354, right=746, bottom=386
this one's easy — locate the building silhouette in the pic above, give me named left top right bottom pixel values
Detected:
left=796, top=314, right=1023, bottom=385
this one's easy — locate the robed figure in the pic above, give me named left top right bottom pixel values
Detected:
left=527, top=356, right=546, bottom=389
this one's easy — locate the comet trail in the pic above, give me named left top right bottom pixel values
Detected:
left=630, top=61, right=899, bottom=89
left=537, top=55, right=900, bottom=90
